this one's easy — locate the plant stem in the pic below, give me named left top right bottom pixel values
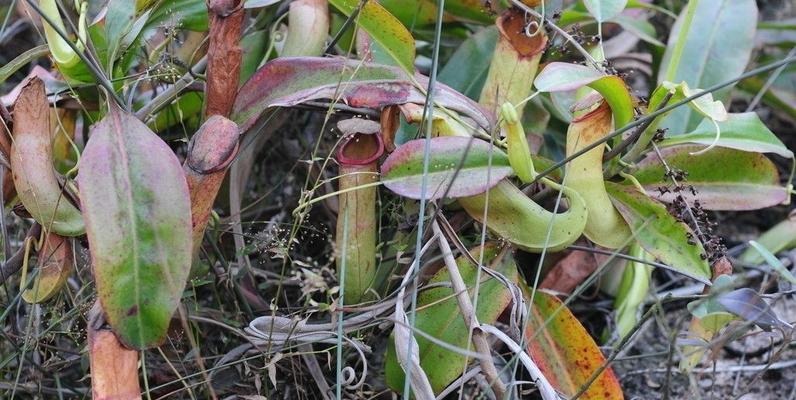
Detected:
left=431, top=220, right=507, bottom=399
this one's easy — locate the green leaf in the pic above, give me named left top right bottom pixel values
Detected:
left=658, top=0, right=757, bottom=133
left=630, top=145, right=787, bottom=211
left=738, top=76, right=796, bottom=122
left=443, top=0, right=494, bottom=24
left=606, top=182, right=711, bottom=283
left=329, top=0, right=416, bottom=74
left=77, top=106, right=193, bottom=349
left=525, top=290, right=624, bottom=400
left=384, top=245, right=517, bottom=394
left=381, top=136, right=512, bottom=200
left=147, top=0, right=208, bottom=31
left=610, top=14, right=664, bottom=47
left=739, top=216, right=796, bottom=265
left=656, top=81, right=728, bottom=123
left=659, top=112, right=793, bottom=158
left=9, top=78, right=84, bottom=236
left=378, top=0, right=442, bottom=27
left=584, top=0, right=627, bottom=22
left=747, top=241, right=796, bottom=285
left=438, top=26, right=498, bottom=101
left=104, top=0, right=136, bottom=73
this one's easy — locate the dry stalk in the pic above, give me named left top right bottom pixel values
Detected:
left=430, top=220, right=507, bottom=398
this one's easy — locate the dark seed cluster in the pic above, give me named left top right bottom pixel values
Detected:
left=660, top=167, right=727, bottom=263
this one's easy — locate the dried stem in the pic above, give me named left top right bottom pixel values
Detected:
left=430, top=220, right=507, bottom=398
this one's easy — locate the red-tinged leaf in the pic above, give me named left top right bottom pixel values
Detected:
left=384, top=244, right=517, bottom=394
left=77, top=106, right=193, bottom=349
left=232, top=57, right=494, bottom=133
left=10, top=77, right=84, bottom=236
left=526, top=291, right=624, bottom=400
left=631, top=145, right=787, bottom=211
left=22, top=233, right=73, bottom=303
left=381, top=136, right=512, bottom=200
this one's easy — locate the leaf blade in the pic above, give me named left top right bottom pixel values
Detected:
left=658, top=0, right=758, bottom=133
left=381, top=136, right=512, bottom=200
left=525, top=290, right=624, bottom=400
left=658, top=112, right=793, bottom=158
left=606, top=182, right=711, bottom=283
left=328, top=0, right=416, bottom=73
left=78, top=107, right=193, bottom=349
left=631, top=145, right=787, bottom=211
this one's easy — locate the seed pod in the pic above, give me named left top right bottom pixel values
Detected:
left=10, top=77, right=84, bottom=236
left=335, top=119, right=384, bottom=304
left=565, top=101, right=631, bottom=249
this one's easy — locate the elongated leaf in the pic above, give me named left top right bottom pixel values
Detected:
left=526, top=290, right=624, bottom=400
left=737, top=76, right=796, bottom=122
left=631, top=145, right=787, bottom=211
left=147, top=0, right=208, bottom=31
left=658, top=0, right=757, bottom=133
left=584, top=0, right=628, bottom=22
left=384, top=245, right=517, bottom=394
left=381, top=137, right=511, bottom=200
left=747, top=241, right=796, bottom=285
left=444, top=0, right=494, bottom=24
left=739, top=215, right=796, bottom=265
left=22, top=233, right=73, bottom=303
left=606, top=182, right=711, bottom=283
left=78, top=107, right=193, bottom=349
left=659, top=112, right=793, bottom=158
left=534, top=62, right=605, bottom=92
left=610, top=14, right=664, bottom=47
left=10, top=77, right=84, bottom=236
left=329, top=0, right=415, bottom=73
left=439, top=26, right=498, bottom=100
left=232, top=57, right=493, bottom=133
left=104, top=0, right=136, bottom=72
left=717, top=288, right=792, bottom=330
left=378, top=0, right=443, bottom=27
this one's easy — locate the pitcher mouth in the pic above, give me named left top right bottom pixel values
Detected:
left=336, top=131, right=385, bottom=166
